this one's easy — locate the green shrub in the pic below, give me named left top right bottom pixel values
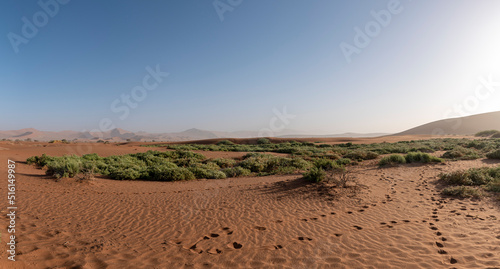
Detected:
left=188, top=166, right=226, bottom=179
left=442, top=146, right=481, bottom=160
left=335, top=158, right=351, bottom=166
left=217, top=140, right=235, bottom=146
left=486, top=150, right=500, bottom=159
left=439, top=168, right=495, bottom=186
left=257, top=138, right=271, bottom=145
left=313, top=158, right=341, bottom=171
left=239, top=156, right=267, bottom=172
left=378, top=154, right=406, bottom=166
left=222, top=167, right=251, bottom=177
left=26, top=156, right=37, bottom=165
left=492, top=133, right=500, bottom=138
left=210, top=158, right=236, bottom=168
left=160, top=167, right=196, bottom=181
left=442, top=186, right=482, bottom=198
left=485, top=182, right=500, bottom=192
left=45, top=156, right=82, bottom=179
left=239, top=154, right=310, bottom=174
left=303, top=167, right=326, bottom=183
left=27, top=153, right=55, bottom=167
left=344, top=150, right=378, bottom=161
left=475, top=130, right=500, bottom=137
left=405, top=152, right=443, bottom=163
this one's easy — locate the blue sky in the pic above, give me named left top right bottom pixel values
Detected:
left=2, top=0, right=500, bottom=134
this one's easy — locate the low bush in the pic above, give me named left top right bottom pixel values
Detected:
left=475, top=130, right=500, bottom=137
left=188, top=166, right=226, bottom=179
left=257, top=138, right=271, bottom=145
left=313, top=158, right=342, bottom=171
left=45, top=156, right=82, bottom=179
left=485, top=182, right=500, bottom=192
left=442, top=186, right=482, bottom=198
left=378, top=154, right=406, bottom=166
left=405, top=152, right=443, bottom=163
left=439, top=168, right=499, bottom=186
left=442, top=146, right=481, bottom=160
left=486, top=149, right=500, bottom=159
left=217, top=140, right=235, bottom=146
left=344, top=150, right=378, bottom=161
left=492, top=133, right=500, bottom=138
left=238, top=154, right=310, bottom=174
left=158, top=167, right=196, bottom=181
left=335, top=158, right=351, bottom=166
left=210, top=158, right=236, bottom=168
left=222, top=167, right=251, bottom=178
left=303, top=167, right=326, bottom=183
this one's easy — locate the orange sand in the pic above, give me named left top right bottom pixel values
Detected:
left=0, top=139, right=499, bottom=268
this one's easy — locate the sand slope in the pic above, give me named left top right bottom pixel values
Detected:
left=396, top=111, right=500, bottom=136
left=0, top=142, right=499, bottom=268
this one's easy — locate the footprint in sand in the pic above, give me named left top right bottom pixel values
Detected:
left=228, top=242, right=242, bottom=249
left=207, top=247, right=222, bottom=255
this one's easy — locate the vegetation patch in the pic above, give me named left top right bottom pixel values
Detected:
left=442, top=146, right=481, bottom=160
left=404, top=152, right=443, bottom=163
left=442, top=186, right=482, bottom=198
left=378, top=154, right=406, bottom=166
left=303, top=167, right=326, bottom=183
left=486, top=149, right=500, bottom=159
left=475, top=130, right=500, bottom=137
left=439, top=166, right=500, bottom=198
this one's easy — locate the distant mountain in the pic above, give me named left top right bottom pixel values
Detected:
left=0, top=127, right=390, bottom=142
left=395, top=111, right=500, bottom=136
left=278, top=132, right=390, bottom=138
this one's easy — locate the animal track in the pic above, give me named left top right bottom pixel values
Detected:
left=231, top=242, right=242, bottom=249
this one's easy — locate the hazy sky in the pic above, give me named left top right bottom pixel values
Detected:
left=2, top=0, right=500, bottom=134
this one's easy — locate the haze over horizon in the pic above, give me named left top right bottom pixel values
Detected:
left=2, top=1, right=500, bottom=134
